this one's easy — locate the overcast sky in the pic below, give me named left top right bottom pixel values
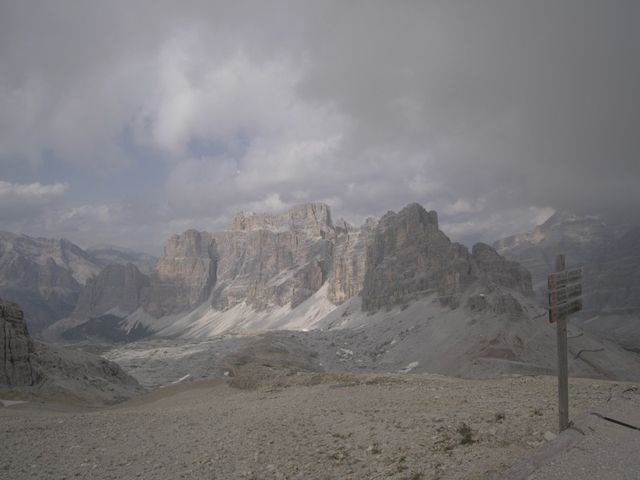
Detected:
left=1, top=1, right=638, bottom=252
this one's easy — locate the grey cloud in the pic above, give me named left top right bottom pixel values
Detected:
left=0, top=181, right=68, bottom=222
left=0, top=1, right=638, bottom=250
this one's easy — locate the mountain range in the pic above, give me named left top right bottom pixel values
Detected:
left=42, top=202, right=531, bottom=340
left=0, top=231, right=157, bottom=334
left=2, top=202, right=639, bottom=381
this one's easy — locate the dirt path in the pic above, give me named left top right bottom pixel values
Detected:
left=0, top=373, right=633, bottom=480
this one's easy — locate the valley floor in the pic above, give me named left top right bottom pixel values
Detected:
left=0, top=373, right=634, bottom=480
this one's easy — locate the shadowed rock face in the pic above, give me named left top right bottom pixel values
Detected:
left=73, top=263, right=151, bottom=318
left=361, top=204, right=532, bottom=312
left=150, top=230, right=218, bottom=316
left=1, top=297, right=142, bottom=403
left=0, top=298, right=36, bottom=386
left=471, top=243, right=532, bottom=294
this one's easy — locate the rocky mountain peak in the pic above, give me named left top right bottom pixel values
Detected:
left=379, top=203, right=439, bottom=231
left=361, top=207, right=531, bottom=313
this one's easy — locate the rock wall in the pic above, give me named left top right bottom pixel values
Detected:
left=327, top=218, right=377, bottom=304
left=0, top=298, right=36, bottom=386
left=150, top=230, right=218, bottom=316
left=73, top=263, right=151, bottom=318
left=212, top=204, right=335, bottom=310
left=51, top=202, right=535, bottom=339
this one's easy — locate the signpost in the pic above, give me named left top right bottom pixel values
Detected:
left=547, top=255, right=583, bottom=432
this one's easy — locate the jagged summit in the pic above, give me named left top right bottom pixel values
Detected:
left=228, top=203, right=333, bottom=237
left=381, top=202, right=439, bottom=228
left=361, top=204, right=531, bottom=312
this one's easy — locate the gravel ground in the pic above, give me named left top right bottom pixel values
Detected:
left=1, top=373, right=634, bottom=480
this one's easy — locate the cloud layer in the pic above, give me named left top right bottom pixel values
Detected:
left=0, top=1, right=638, bottom=251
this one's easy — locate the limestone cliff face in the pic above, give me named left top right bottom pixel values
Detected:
left=149, top=230, right=218, bottom=316
left=50, top=202, right=535, bottom=340
left=73, top=263, right=151, bottom=318
left=361, top=204, right=532, bottom=312
left=361, top=203, right=475, bottom=311
left=327, top=218, right=377, bottom=304
left=212, top=203, right=334, bottom=310
left=0, top=298, right=36, bottom=386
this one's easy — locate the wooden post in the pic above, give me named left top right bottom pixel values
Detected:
left=555, top=254, right=569, bottom=431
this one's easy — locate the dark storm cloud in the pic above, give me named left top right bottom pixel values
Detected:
left=0, top=1, right=638, bottom=250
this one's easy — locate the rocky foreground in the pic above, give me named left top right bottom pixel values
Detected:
left=0, top=298, right=142, bottom=405
left=1, top=372, right=635, bottom=480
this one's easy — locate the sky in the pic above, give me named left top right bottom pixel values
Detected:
left=1, top=1, right=638, bottom=253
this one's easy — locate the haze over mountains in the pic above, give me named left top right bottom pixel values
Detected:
left=495, top=211, right=640, bottom=352
left=0, top=231, right=157, bottom=334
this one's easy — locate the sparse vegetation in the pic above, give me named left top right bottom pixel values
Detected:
left=457, top=422, right=475, bottom=445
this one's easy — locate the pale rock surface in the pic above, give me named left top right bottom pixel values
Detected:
left=150, top=230, right=217, bottom=316
left=327, top=217, right=377, bottom=304
left=212, top=203, right=335, bottom=311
